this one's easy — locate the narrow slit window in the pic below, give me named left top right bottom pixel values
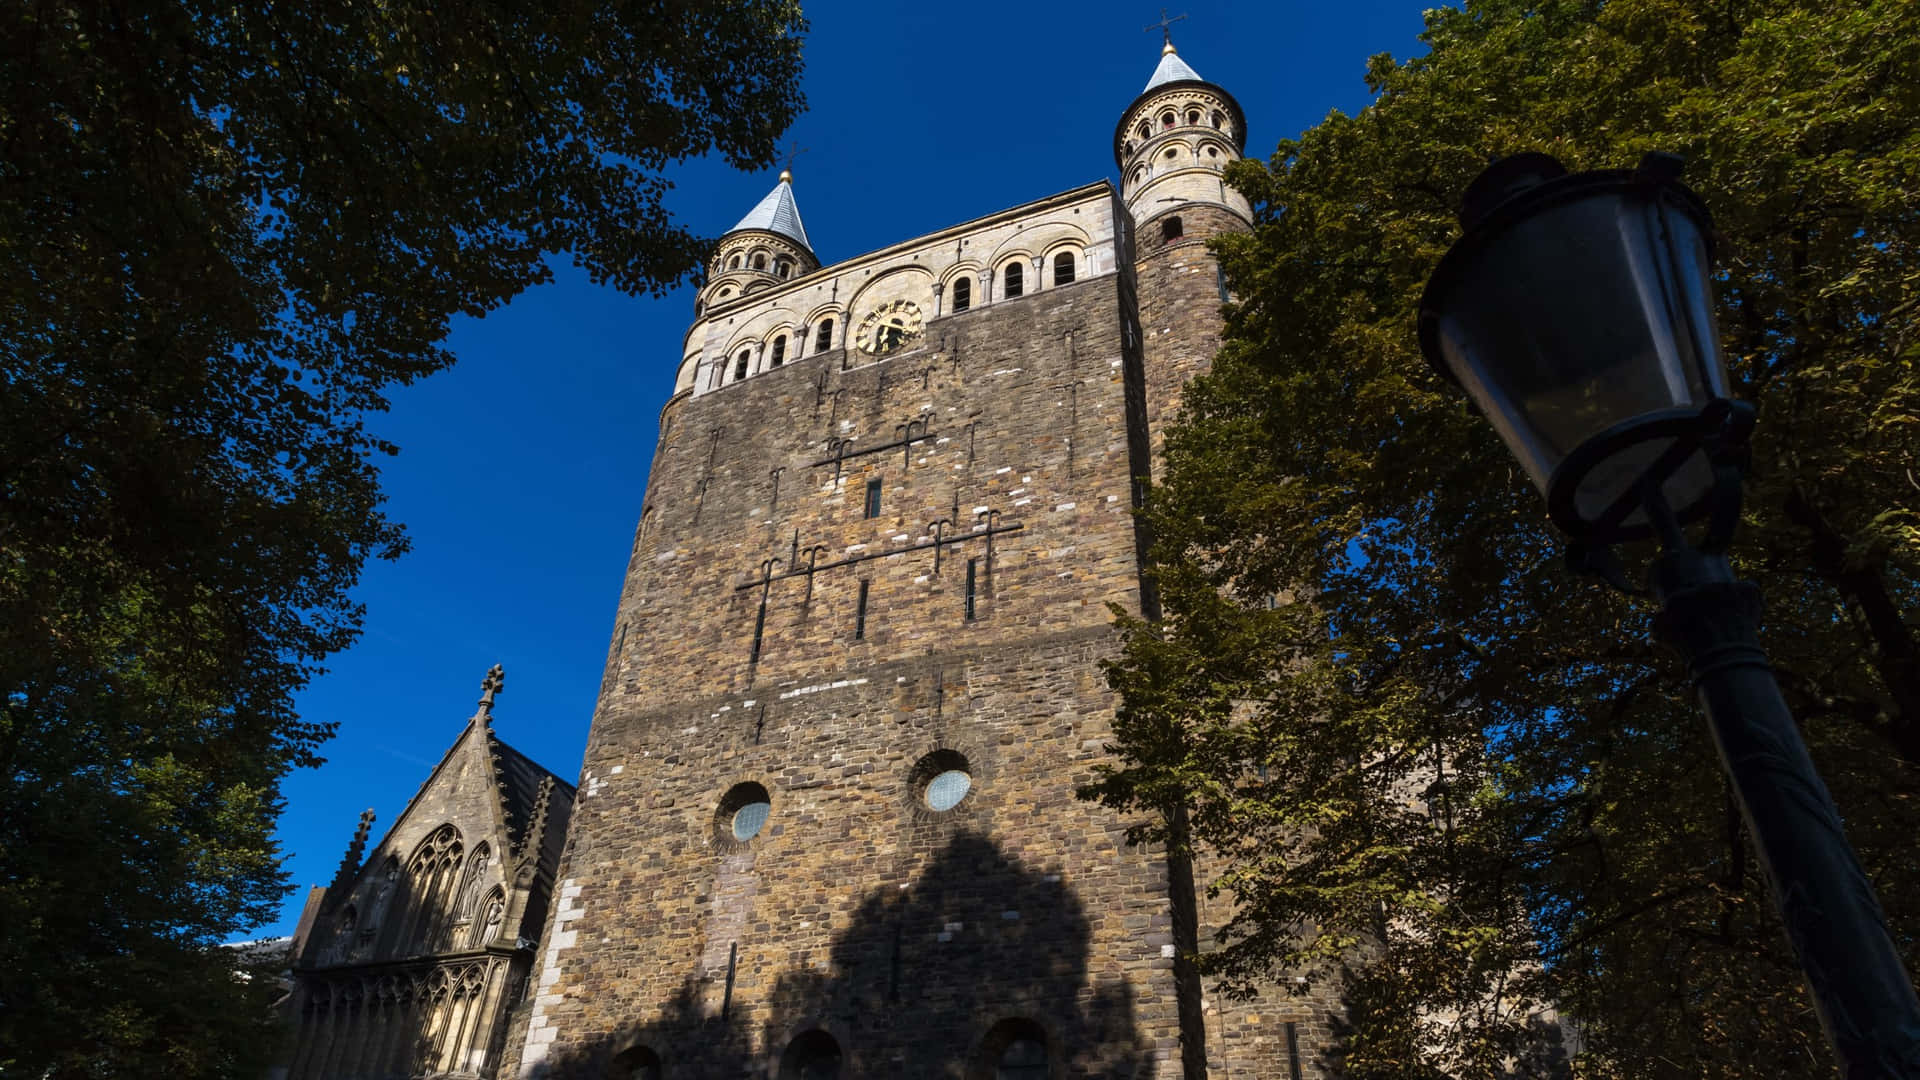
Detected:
left=749, top=601, right=767, bottom=663
left=1002, top=262, right=1023, bottom=299
left=855, top=580, right=870, bottom=641
left=1052, top=251, right=1075, bottom=286
left=952, top=277, right=971, bottom=313
left=770, top=336, right=787, bottom=368
left=965, top=558, right=979, bottom=620
left=864, top=478, right=883, bottom=519
left=815, top=319, right=833, bottom=352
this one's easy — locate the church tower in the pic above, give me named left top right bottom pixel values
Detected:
left=509, top=38, right=1339, bottom=1080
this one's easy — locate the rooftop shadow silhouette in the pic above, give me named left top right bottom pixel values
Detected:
left=531, top=830, right=1153, bottom=1079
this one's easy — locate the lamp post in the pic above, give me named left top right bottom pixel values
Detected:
left=1418, top=152, right=1920, bottom=1076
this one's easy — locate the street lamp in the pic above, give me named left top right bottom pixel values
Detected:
left=1418, top=151, right=1920, bottom=1076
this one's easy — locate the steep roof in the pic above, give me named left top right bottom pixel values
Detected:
left=1143, top=46, right=1206, bottom=92
left=727, top=174, right=812, bottom=251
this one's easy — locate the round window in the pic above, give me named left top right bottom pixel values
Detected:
left=732, top=799, right=771, bottom=840
left=926, top=769, right=972, bottom=811
left=715, top=781, right=773, bottom=848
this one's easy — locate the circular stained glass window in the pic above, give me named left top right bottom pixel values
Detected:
left=925, top=769, right=972, bottom=811
left=732, top=799, right=771, bottom=841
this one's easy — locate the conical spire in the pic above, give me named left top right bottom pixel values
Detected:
left=1143, top=44, right=1205, bottom=91
left=726, top=173, right=812, bottom=252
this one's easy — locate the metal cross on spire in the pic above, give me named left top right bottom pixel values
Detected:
left=473, top=663, right=505, bottom=723
left=1144, top=8, right=1188, bottom=49
left=780, top=140, right=809, bottom=182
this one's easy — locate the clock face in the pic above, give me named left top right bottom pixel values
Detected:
left=856, top=299, right=923, bottom=356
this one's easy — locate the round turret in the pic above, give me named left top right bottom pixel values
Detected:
left=696, top=170, right=819, bottom=316
left=1113, top=44, right=1252, bottom=240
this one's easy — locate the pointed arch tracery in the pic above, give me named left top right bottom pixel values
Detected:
left=400, top=824, right=463, bottom=954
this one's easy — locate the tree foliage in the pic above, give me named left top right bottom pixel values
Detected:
left=1085, top=0, right=1919, bottom=1075
left=0, top=1, right=803, bottom=1073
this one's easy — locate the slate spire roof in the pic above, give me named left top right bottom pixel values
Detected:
left=726, top=171, right=812, bottom=252
left=1143, top=43, right=1206, bottom=91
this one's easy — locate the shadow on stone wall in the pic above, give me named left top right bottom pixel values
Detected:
left=531, top=830, right=1153, bottom=1079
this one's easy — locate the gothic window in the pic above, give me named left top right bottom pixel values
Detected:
left=1052, top=252, right=1075, bottom=286
left=612, top=1047, right=664, bottom=1080
left=735, top=350, right=750, bottom=381
left=780, top=1030, right=843, bottom=1080
left=401, top=825, right=463, bottom=954
left=771, top=336, right=787, bottom=368
left=952, top=277, right=972, bottom=313
left=450, top=842, right=491, bottom=927
left=1162, top=216, right=1184, bottom=242
left=864, top=477, right=883, bottom=519
left=753, top=253, right=767, bottom=269
left=321, top=905, right=356, bottom=965
left=1002, top=262, right=1023, bottom=299
left=815, top=319, right=833, bottom=352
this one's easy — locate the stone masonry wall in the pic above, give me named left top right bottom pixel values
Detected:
left=518, top=272, right=1193, bottom=1078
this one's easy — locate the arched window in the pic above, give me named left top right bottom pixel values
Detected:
left=728, top=254, right=741, bottom=269
left=952, top=277, right=972, bottom=313
left=1052, top=252, right=1075, bottom=286
left=780, top=1030, right=842, bottom=1079
left=770, top=336, right=787, bottom=368
left=815, top=319, right=833, bottom=352
left=401, top=824, right=463, bottom=954
left=320, top=905, right=356, bottom=965
left=1211, top=109, right=1225, bottom=129
left=1137, top=120, right=1150, bottom=140
left=997, top=1039, right=1047, bottom=1080
left=1186, top=108, right=1201, bottom=125
left=611, top=1047, right=663, bottom=1080
left=451, top=843, right=491, bottom=925
left=1162, top=216, right=1184, bottom=242
left=776, top=259, right=792, bottom=278
left=753, top=253, right=767, bottom=270
left=1161, top=111, right=1176, bottom=129
left=734, top=350, right=750, bottom=381
left=976, top=1019, right=1049, bottom=1080
left=1002, top=262, right=1023, bottom=299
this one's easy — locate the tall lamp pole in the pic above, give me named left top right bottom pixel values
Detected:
left=1417, top=152, right=1920, bottom=1076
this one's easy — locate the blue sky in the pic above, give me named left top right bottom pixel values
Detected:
left=260, top=0, right=1438, bottom=937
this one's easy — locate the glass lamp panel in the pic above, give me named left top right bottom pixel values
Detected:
left=1432, top=189, right=1728, bottom=521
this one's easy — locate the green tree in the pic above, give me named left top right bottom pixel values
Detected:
left=0, top=1, right=803, bottom=1073
left=1084, top=0, right=1919, bottom=1075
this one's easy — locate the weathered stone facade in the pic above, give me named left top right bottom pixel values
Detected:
left=511, top=45, right=1346, bottom=1080
left=284, top=673, right=574, bottom=1079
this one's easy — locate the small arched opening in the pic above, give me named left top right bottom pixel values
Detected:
left=1052, top=251, right=1075, bottom=287
left=779, top=1029, right=842, bottom=1079
left=952, top=277, right=972, bottom=313
left=1002, top=262, right=1023, bottom=300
